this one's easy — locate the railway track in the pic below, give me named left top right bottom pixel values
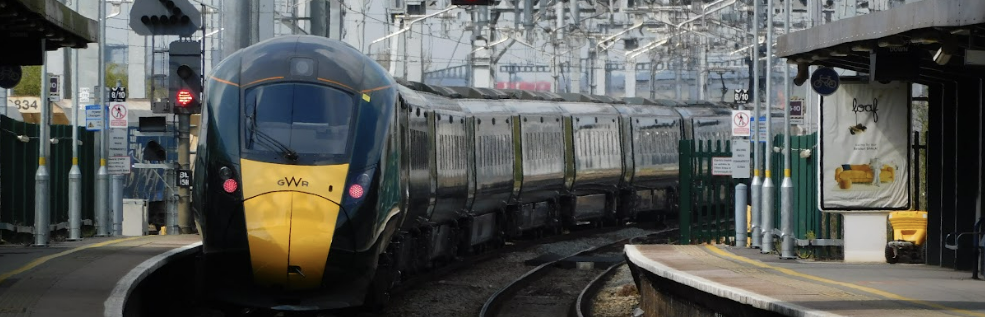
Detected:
left=478, top=227, right=677, bottom=317
left=389, top=225, right=639, bottom=296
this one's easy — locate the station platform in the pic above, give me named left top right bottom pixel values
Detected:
left=0, top=234, right=201, bottom=317
left=626, top=244, right=985, bottom=317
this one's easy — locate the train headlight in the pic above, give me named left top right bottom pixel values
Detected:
left=218, top=166, right=239, bottom=194
left=223, top=179, right=239, bottom=193
left=348, top=184, right=364, bottom=199
left=348, top=173, right=371, bottom=200
left=219, top=166, right=233, bottom=179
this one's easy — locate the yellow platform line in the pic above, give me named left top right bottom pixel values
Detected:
left=704, top=245, right=985, bottom=317
left=0, top=237, right=141, bottom=285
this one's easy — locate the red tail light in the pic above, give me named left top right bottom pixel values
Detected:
left=223, top=179, right=238, bottom=193
left=348, top=184, right=364, bottom=199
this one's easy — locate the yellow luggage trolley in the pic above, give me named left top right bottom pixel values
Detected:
left=885, top=211, right=928, bottom=264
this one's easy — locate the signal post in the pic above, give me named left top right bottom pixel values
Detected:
left=131, top=0, right=202, bottom=234
left=169, top=41, right=202, bottom=234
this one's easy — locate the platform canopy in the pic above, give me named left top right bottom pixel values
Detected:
left=0, top=0, right=99, bottom=65
left=777, top=0, right=985, bottom=84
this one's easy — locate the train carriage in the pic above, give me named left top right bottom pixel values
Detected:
left=555, top=100, right=624, bottom=225
left=614, top=103, right=686, bottom=219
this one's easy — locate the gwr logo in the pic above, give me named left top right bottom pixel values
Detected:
left=277, top=177, right=309, bottom=187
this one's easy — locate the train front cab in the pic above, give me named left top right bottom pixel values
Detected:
left=194, top=36, right=402, bottom=310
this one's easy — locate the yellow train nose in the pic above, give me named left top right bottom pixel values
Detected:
left=244, top=191, right=340, bottom=290
left=238, top=158, right=349, bottom=291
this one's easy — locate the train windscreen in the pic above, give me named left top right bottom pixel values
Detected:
left=243, top=83, right=354, bottom=164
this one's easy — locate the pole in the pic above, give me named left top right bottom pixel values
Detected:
left=569, top=0, right=581, bottom=94
left=674, top=54, right=682, bottom=101
left=552, top=2, right=562, bottom=93
left=649, top=54, right=656, bottom=99
left=96, top=0, right=109, bottom=237
left=780, top=0, right=796, bottom=259
left=34, top=39, right=50, bottom=247
left=699, top=38, right=707, bottom=100
left=735, top=183, right=748, bottom=247
left=178, top=113, right=192, bottom=234
left=112, top=174, right=123, bottom=235
left=110, top=84, right=122, bottom=237
left=68, top=0, right=82, bottom=240
left=523, top=0, right=533, bottom=43
left=594, top=32, right=607, bottom=95
left=750, top=0, right=762, bottom=249
left=388, top=16, right=402, bottom=76
left=761, top=0, right=775, bottom=254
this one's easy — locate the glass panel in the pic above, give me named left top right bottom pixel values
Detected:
left=244, top=83, right=354, bottom=163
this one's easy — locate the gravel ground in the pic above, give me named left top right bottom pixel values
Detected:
left=592, top=264, right=641, bottom=317
left=380, top=227, right=651, bottom=317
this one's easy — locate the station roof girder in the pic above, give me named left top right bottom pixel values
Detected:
left=776, top=0, right=985, bottom=84
left=1, top=0, right=99, bottom=65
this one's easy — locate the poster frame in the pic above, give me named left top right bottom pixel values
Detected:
left=818, top=77, right=912, bottom=211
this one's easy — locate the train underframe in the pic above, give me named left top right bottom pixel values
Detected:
left=374, top=185, right=678, bottom=305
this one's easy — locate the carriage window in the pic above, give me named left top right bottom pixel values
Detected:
left=244, top=83, right=354, bottom=163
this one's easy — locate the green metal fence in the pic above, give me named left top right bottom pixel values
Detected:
left=679, top=134, right=843, bottom=257
left=679, top=139, right=735, bottom=244
left=1, top=115, right=98, bottom=237
left=768, top=133, right=843, bottom=258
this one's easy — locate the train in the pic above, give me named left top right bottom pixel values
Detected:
left=191, top=35, right=780, bottom=311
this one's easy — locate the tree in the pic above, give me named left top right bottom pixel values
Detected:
left=11, top=66, right=41, bottom=97
left=106, top=63, right=129, bottom=91
left=11, top=63, right=129, bottom=99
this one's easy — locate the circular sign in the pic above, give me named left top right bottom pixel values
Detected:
left=111, top=104, right=127, bottom=119
left=0, top=65, right=22, bottom=89
left=810, top=67, right=840, bottom=96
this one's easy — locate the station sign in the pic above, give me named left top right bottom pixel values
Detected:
left=731, top=140, right=750, bottom=179
left=85, top=105, right=103, bottom=131
left=48, top=75, right=60, bottom=101
left=790, top=100, right=804, bottom=125
left=712, top=157, right=732, bottom=176
left=79, top=87, right=91, bottom=103
left=109, top=102, right=128, bottom=128
left=731, top=110, right=752, bottom=137
left=110, top=86, right=127, bottom=102
left=733, top=89, right=750, bottom=104
left=108, top=128, right=130, bottom=174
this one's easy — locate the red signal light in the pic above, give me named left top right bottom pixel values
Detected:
left=176, top=89, right=194, bottom=107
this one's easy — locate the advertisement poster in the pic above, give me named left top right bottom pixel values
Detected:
left=821, top=82, right=909, bottom=210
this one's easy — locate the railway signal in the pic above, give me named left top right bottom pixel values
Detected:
left=129, top=0, right=202, bottom=36
left=168, top=40, right=202, bottom=114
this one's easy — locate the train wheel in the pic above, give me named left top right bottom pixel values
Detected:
left=363, top=269, right=394, bottom=312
